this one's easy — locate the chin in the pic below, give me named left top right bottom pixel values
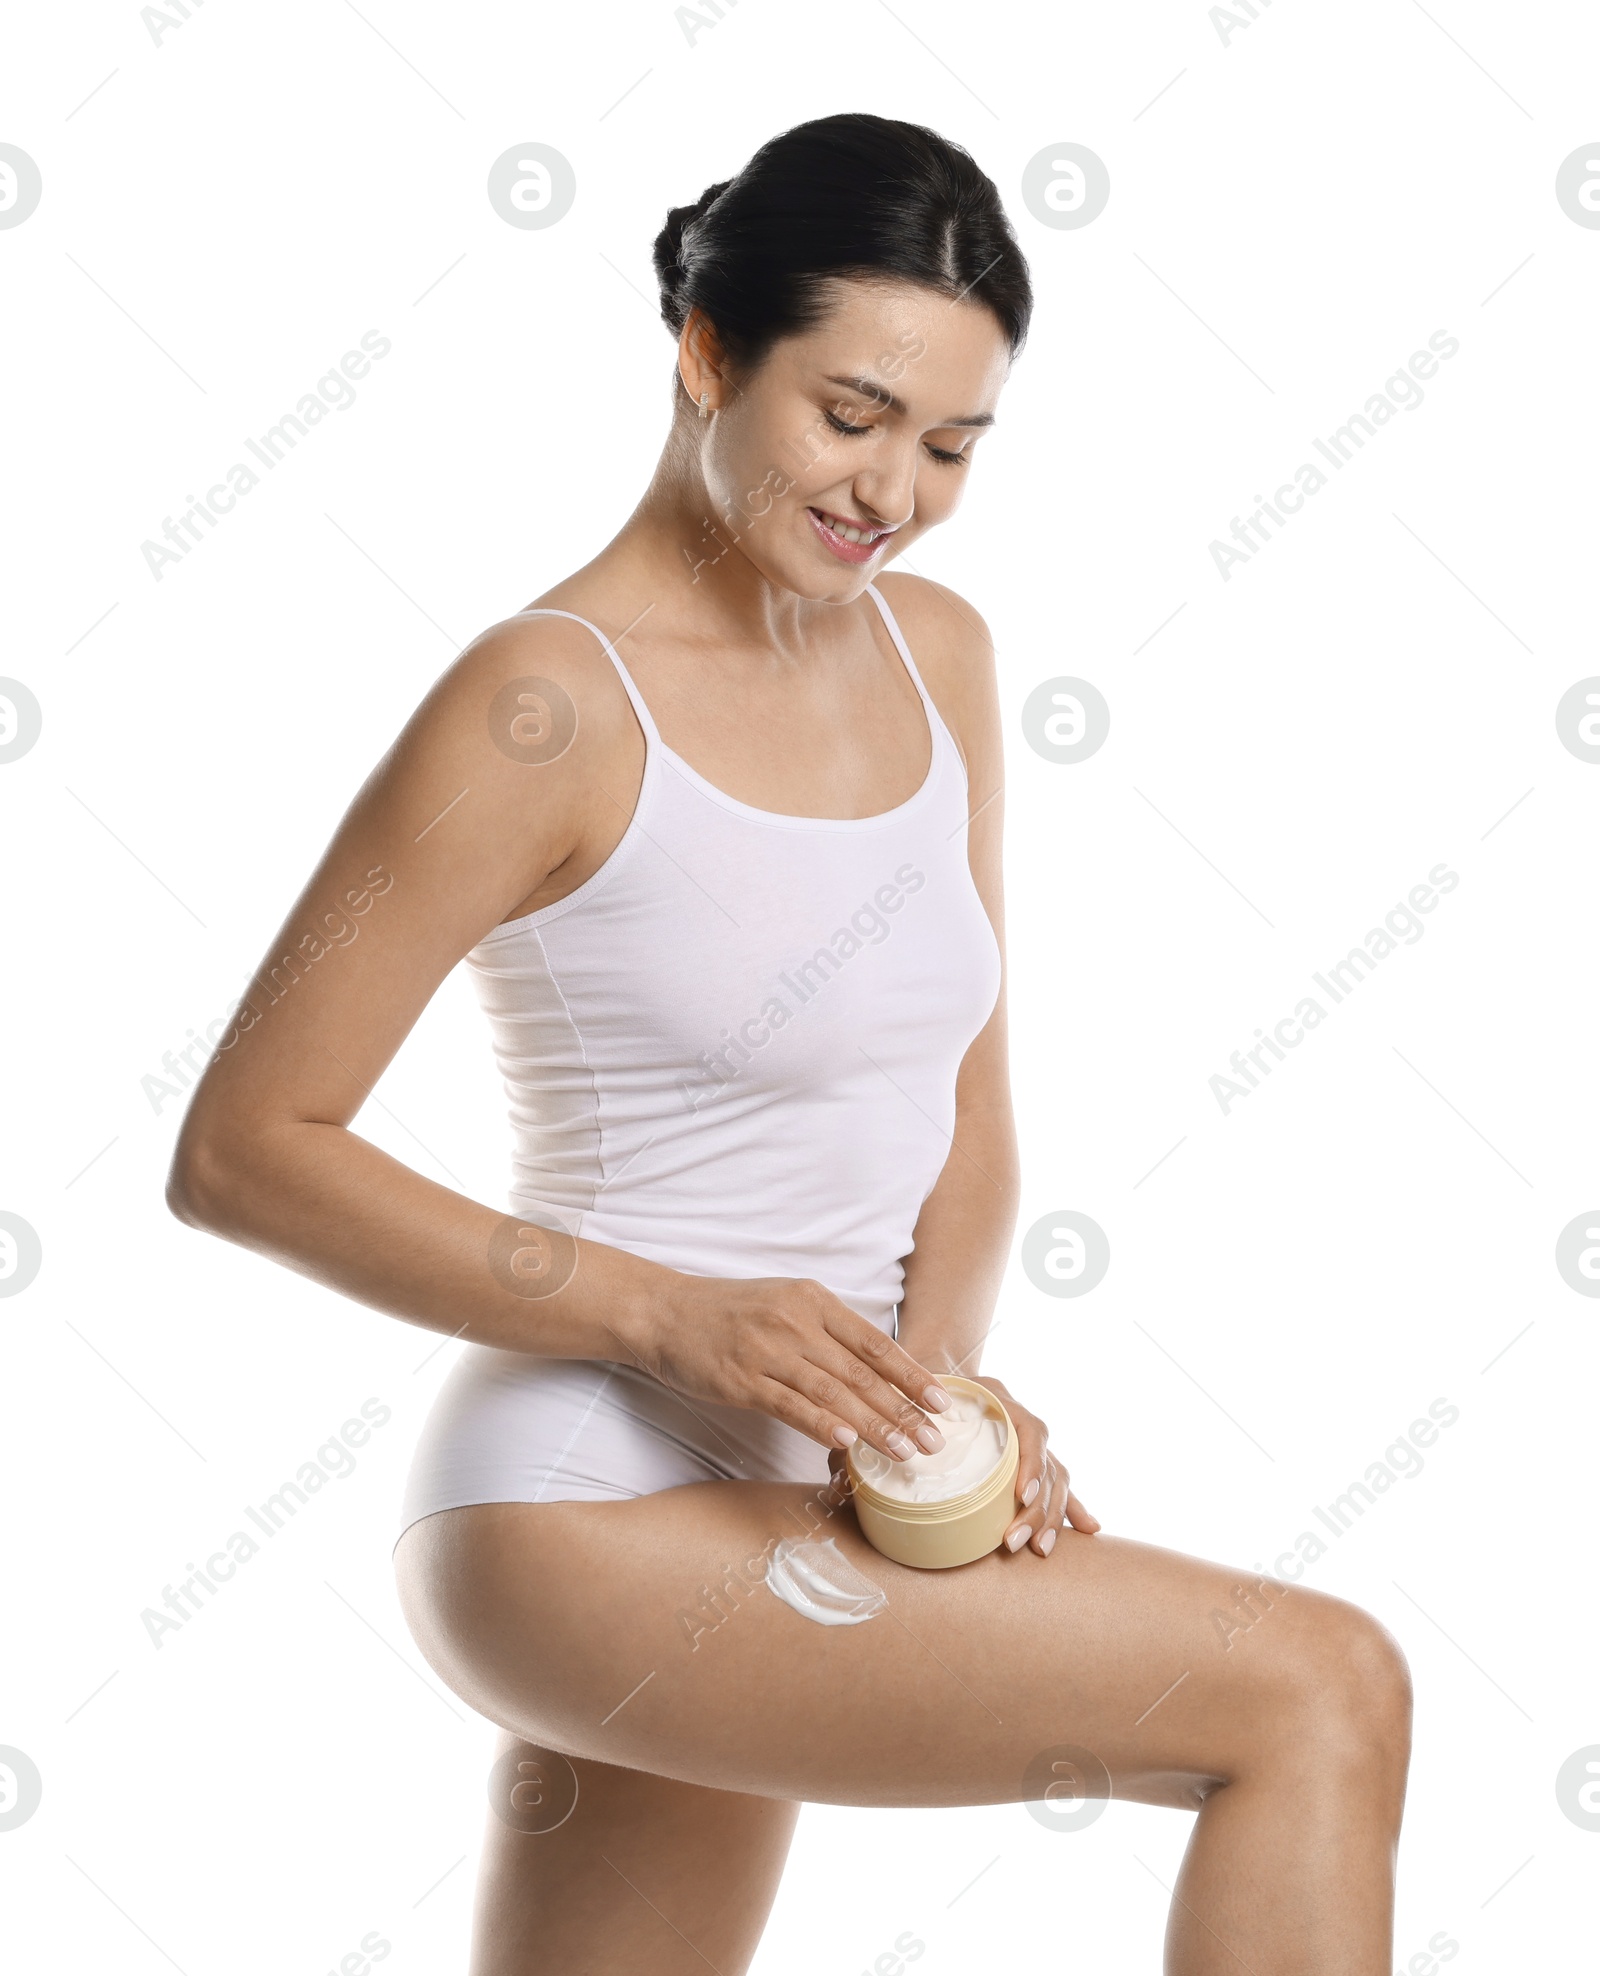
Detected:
left=800, top=534, right=900, bottom=599
left=747, top=545, right=873, bottom=604
left=804, top=568, right=879, bottom=605
left=809, top=566, right=876, bottom=602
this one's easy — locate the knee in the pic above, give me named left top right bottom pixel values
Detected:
left=1280, top=1594, right=1413, bottom=1780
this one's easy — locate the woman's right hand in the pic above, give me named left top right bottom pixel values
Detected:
left=611, top=1272, right=955, bottom=1462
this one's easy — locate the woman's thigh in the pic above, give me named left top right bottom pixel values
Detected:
left=394, top=1478, right=1406, bottom=1811
left=470, top=1732, right=798, bottom=1976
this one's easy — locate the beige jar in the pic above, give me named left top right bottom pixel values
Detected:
left=847, top=1376, right=1020, bottom=1569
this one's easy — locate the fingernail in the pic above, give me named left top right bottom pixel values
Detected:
left=886, top=1430, right=917, bottom=1459
left=1005, top=1525, right=1030, bottom=1552
left=1022, top=1476, right=1040, bottom=1507
left=1040, top=1527, right=1057, bottom=1555
left=914, top=1422, right=945, bottom=1453
left=832, top=1424, right=858, bottom=1447
left=922, top=1384, right=953, bottom=1412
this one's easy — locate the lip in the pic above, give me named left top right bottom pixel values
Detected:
left=806, top=506, right=896, bottom=565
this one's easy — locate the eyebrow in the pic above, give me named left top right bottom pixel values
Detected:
left=823, top=374, right=995, bottom=429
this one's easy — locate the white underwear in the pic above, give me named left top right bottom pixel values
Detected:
left=395, top=1347, right=832, bottom=1548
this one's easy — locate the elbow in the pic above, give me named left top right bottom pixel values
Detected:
left=164, top=1162, right=207, bottom=1232
left=165, top=1126, right=240, bottom=1235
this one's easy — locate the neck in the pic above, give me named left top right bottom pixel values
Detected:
left=589, top=410, right=855, bottom=653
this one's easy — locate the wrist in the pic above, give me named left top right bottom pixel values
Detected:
left=600, top=1250, right=684, bottom=1369
left=894, top=1319, right=990, bottom=1381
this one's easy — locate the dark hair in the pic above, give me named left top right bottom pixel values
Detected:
left=652, top=113, right=1031, bottom=390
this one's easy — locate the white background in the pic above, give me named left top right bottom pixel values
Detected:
left=3, top=1, right=1597, bottom=1970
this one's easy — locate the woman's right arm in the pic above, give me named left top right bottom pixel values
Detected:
left=168, top=615, right=951, bottom=1461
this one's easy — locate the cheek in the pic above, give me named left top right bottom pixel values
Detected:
left=911, top=466, right=968, bottom=522
left=708, top=430, right=804, bottom=520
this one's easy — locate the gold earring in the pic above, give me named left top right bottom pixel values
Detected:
left=698, top=392, right=710, bottom=420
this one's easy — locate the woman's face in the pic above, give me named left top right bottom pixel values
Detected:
left=682, top=277, right=1012, bottom=602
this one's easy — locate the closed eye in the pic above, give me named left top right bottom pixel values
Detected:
left=823, top=406, right=970, bottom=466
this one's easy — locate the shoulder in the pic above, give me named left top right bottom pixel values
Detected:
left=870, top=571, right=999, bottom=777
left=422, top=607, right=631, bottom=726
left=872, top=570, right=994, bottom=666
left=351, top=605, right=645, bottom=888
left=391, top=606, right=640, bottom=786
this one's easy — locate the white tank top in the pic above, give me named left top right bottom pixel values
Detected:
left=467, top=581, right=1002, bottom=1335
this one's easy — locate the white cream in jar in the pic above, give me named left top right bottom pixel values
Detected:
left=852, top=1390, right=1007, bottom=1504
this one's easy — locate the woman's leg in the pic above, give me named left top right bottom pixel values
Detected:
left=396, top=1480, right=1411, bottom=1975
left=470, top=1733, right=798, bottom=1975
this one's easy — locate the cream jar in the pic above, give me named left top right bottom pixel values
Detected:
left=846, top=1376, right=1019, bottom=1569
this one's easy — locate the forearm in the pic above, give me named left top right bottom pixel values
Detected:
left=892, top=1095, right=1021, bottom=1380
left=169, top=1117, right=677, bottom=1362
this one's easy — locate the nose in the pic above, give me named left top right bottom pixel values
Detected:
left=852, top=444, right=918, bottom=532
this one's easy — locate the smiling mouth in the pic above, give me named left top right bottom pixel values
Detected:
left=806, top=506, right=898, bottom=561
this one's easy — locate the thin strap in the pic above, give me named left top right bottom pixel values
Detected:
left=864, top=581, right=953, bottom=754
left=517, top=606, right=662, bottom=746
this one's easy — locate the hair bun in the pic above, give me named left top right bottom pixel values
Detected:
left=653, top=178, right=733, bottom=327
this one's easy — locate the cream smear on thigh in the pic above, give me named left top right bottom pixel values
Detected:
left=762, top=1537, right=887, bottom=1626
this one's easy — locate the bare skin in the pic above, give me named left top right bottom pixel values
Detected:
left=169, top=275, right=1411, bottom=1972
left=404, top=1496, right=1409, bottom=1975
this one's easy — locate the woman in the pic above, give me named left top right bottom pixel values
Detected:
left=169, top=114, right=1411, bottom=1974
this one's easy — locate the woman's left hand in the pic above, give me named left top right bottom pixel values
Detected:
left=979, top=1375, right=1100, bottom=1558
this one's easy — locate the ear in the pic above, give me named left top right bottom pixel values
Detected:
left=676, top=306, right=729, bottom=415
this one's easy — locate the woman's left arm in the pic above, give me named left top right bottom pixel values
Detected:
left=878, top=572, right=1100, bottom=1558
